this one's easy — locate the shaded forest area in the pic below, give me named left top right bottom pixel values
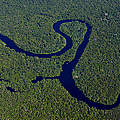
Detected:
left=0, top=0, right=120, bottom=119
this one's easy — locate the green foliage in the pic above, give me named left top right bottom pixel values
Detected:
left=0, top=0, right=120, bottom=120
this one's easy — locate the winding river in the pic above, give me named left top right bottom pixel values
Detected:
left=0, top=19, right=120, bottom=110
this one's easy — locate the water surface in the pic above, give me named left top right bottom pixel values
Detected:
left=0, top=19, right=120, bottom=110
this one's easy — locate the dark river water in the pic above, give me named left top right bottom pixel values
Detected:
left=0, top=19, right=120, bottom=110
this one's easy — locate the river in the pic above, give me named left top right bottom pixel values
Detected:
left=0, top=19, right=120, bottom=110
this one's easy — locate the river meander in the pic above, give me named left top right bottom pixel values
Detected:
left=0, top=19, right=120, bottom=110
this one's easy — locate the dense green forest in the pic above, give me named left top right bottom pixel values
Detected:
left=0, top=0, right=120, bottom=119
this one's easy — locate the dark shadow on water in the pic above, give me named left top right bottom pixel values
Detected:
left=6, top=87, right=17, bottom=92
left=32, top=76, right=43, bottom=83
